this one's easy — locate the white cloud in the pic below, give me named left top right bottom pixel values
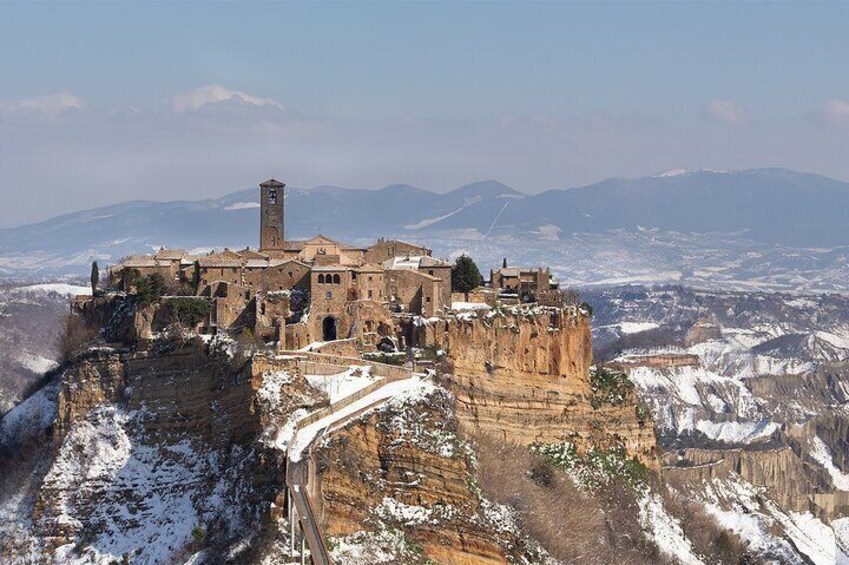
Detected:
left=704, top=99, right=749, bottom=127
left=167, top=84, right=284, bottom=113
left=0, top=92, right=84, bottom=119
left=813, top=99, right=849, bottom=129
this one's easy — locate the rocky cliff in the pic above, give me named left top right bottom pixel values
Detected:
left=314, top=385, right=538, bottom=565
left=0, top=339, right=332, bottom=564
left=419, top=307, right=656, bottom=463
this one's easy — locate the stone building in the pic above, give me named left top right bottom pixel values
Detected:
left=110, top=177, right=561, bottom=353
left=490, top=261, right=560, bottom=304
left=364, top=238, right=431, bottom=264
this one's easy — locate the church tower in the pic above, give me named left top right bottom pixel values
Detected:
left=259, top=178, right=285, bottom=251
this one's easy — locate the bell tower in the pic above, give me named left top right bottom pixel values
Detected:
left=259, top=178, right=285, bottom=251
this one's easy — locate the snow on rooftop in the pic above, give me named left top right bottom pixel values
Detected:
left=451, top=302, right=491, bottom=312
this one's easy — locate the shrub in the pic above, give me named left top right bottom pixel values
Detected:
left=134, top=273, right=166, bottom=305
left=532, top=442, right=649, bottom=490
left=473, top=433, right=656, bottom=564
left=659, top=478, right=753, bottom=564
left=166, top=297, right=211, bottom=328
left=589, top=365, right=634, bottom=407
left=56, top=312, right=97, bottom=363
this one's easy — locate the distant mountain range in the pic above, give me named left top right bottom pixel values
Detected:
left=2, top=168, right=849, bottom=291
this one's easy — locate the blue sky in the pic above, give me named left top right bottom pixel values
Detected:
left=2, top=2, right=849, bottom=226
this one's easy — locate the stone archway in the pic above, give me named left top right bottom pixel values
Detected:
left=322, top=316, right=337, bottom=341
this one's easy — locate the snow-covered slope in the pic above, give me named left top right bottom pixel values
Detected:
left=586, top=285, right=849, bottom=564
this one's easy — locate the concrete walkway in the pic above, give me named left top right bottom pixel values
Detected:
left=285, top=357, right=427, bottom=564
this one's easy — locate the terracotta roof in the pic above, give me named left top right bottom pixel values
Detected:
left=153, top=248, right=188, bottom=260
left=198, top=253, right=242, bottom=268
left=356, top=263, right=384, bottom=273
left=239, top=248, right=269, bottom=260
left=268, top=258, right=311, bottom=268
left=284, top=240, right=306, bottom=251
left=122, top=256, right=158, bottom=268
left=260, top=178, right=285, bottom=188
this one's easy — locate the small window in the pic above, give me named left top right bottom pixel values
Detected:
left=326, top=291, right=332, bottom=299
left=351, top=272, right=357, bottom=280
left=333, top=274, right=340, bottom=284
left=426, top=297, right=431, bottom=302
left=368, top=289, right=373, bottom=298
left=368, top=276, right=373, bottom=282
left=428, top=270, right=434, bottom=276
left=318, top=274, right=325, bottom=284
left=288, top=271, right=293, bottom=277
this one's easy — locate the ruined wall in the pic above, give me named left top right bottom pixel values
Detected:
left=420, top=309, right=657, bottom=462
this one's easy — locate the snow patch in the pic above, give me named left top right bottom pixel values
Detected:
left=809, top=436, right=849, bottom=491
left=305, top=366, right=378, bottom=404
left=639, top=493, right=704, bottom=565
left=223, top=202, right=260, bottom=211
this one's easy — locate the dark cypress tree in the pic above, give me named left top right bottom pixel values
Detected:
left=451, top=254, right=484, bottom=293
left=191, top=260, right=201, bottom=293
left=90, top=261, right=100, bottom=295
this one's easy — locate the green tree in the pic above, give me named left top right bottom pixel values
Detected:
left=90, top=261, right=100, bottom=295
left=135, top=273, right=166, bottom=305
left=191, top=260, right=201, bottom=293
left=451, top=254, right=483, bottom=293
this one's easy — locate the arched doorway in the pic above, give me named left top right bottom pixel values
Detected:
left=322, top=316, right=337, bottom=341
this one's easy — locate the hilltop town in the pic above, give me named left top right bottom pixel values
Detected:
left=107, top=178, right=565, bottom=355
left=1, top=178, right=664, bottom=565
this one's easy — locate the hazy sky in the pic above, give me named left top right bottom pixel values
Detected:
left=2, top=1, right=849, bottom=227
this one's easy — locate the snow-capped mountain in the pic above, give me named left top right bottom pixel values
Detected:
left=2, top=169, right=849, bottom=293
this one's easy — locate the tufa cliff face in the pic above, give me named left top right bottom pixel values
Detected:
left=2, top=341, right=332, bottom=564
left=419, top=308, right=656, bottom=463
left=314, top=384, right=549, bottom=565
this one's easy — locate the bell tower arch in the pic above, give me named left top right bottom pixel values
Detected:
left=259, top=178, right=285, bottom=251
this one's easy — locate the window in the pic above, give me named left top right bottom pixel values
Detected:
left=326, top=291, right=332, bottom=299
left=333, top=274, right=341, bottom=284
left=368, top=276, right=373, bottom=282
left=426, top=297, right=431, bottom=302
left=368, top=289, right=373, bottom=298
left=428, top=270, right=434, bottom=276
left=288, top=271, right=293, bottom=277
left=318, top=274, right=325, bottom=284
left=351, top=272, right=357, bottom=280
left=269, top=188, right=277, bottom=204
